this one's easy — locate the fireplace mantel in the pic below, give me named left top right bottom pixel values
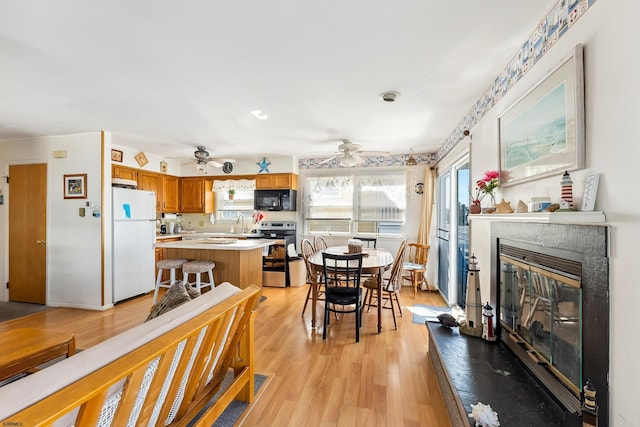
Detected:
left=469, top=211, right=606, bottom=224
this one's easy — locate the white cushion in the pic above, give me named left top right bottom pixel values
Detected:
left=0, top=282, right=241, bottom=419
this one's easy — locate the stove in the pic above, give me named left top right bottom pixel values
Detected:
left=258, top=221, right=296, bottom=238
left=257, top=221, right=297, bottom=287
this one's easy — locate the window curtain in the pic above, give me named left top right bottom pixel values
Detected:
left=416, top=167, right=438, bottom=291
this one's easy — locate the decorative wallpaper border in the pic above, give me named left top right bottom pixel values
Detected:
left=299, top=152, right=434, bottom=169
left=436, top=0, right=597, bottom=161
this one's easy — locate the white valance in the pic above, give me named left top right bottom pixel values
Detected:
left=212, top=179, right=256, bottom=192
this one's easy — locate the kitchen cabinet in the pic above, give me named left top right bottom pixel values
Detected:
left=179, top=177, right=214, bottom=213
left=138, top=171, right=162, bottom=211
left=255, top=173, right=297, bottom=190
left=162, top=175, right=179, bottom=213
left=112, top=165, right=138, bottom=181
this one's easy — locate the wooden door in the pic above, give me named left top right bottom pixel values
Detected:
left=112, top=165, right=138, bottom=181
left=162, top=175, right=179, bottom=212
left=9, top=164, right=47, bottom=303
left=138, top=171, right=162, bottom=212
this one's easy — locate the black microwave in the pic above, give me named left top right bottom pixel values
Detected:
left=254, top=189, right=297, bottom=211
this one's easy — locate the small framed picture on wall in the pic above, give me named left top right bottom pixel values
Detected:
left=63, top=174, right=87, bottom=199
left=111, top=149, right=123, bottom=163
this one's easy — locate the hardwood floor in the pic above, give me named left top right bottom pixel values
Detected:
left=0, top=285, right=452, bottom=426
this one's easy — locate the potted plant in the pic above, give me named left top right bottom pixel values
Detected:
left=470, top=170, right=499, bottom=214
left=228, top=188, right=235, bottom=200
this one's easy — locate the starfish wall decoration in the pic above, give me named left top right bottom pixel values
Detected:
left=257, top=157, right=271, bottom=173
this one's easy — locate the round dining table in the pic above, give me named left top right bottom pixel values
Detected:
left=308, top=246, right=394, bottom=333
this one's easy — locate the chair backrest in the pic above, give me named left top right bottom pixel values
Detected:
left=314, top=235, right=328, bottom=251
left=353, top=237, right=377, bottom=248
left=322, top=252, right=363, bottom=290
left=407, top=243, right=430, bottom=266
left=300, top=238, right=317, bottom=283
left=385, top=239, right=408, bottom=292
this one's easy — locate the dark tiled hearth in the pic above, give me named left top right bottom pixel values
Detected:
left=427, top=322, right=575, bottom=427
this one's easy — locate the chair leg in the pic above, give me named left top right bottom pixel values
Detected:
left=301, top=284, right=312, bottom=317
left=355, top=305, right=361, bottom=343
left=393, top=292, right=403, bottom=317
left=153, top=268, right=164, bottom=304
left=323, top=302, right=329, bottom=340
left=207, top=269, right=215, bottom=289
left=388, top=291, right=398, bottom=330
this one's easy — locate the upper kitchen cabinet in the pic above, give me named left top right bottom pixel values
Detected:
left=137, top=171, right=162, bottom=212
left=179, top=177, right=214, bottom=213
left=162, top=175, right=179, bottom=213
left=112, top=165, right=138, bottom=181
left=255, top=173, right=297, bottom=190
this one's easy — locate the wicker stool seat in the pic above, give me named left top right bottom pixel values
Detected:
left=153, top=258, right=189, bottom=303
left=181, top=260, right=216, bottom=294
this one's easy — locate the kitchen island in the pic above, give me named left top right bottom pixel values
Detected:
left=154, top=239, right=273, bottom=294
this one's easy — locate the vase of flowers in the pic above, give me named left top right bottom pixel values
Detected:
left=474, top=170, right=499, bottom=213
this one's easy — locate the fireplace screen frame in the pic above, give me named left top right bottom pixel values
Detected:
left=499, top=253, right=583, bottom=398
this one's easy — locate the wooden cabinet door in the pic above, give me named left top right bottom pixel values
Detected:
left=180, top=177, right=205, bottom=213
left=272, top=174, right=293, bottom=189
left=162, top=175, right=179, bottom=213
left=255, top=174, right=273, bottom=189
left=112, top=165, right=138, bottom=181
left=138, top=171, right=162, bottom=212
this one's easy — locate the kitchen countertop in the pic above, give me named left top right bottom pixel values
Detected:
left=156, top=232, right=260, bottom=240
left=155, top=239, right=274, bottom=251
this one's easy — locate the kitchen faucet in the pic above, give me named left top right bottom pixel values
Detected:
left=237, top=215, right=245, bottom=233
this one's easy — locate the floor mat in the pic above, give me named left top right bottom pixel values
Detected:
left=0, top=302, right=50, bottom=323
left=412, top=304, right=451, bottom=324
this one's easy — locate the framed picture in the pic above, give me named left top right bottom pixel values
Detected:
left=63, top=174, right=87, bottom=199
left=499, top=44, right=585, bottom=187
left=135, top=152, right=149, bottom=167
left=111, top=149, right=123, bottom=163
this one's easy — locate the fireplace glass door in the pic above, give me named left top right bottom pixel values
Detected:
left=500, top=254, right=583, bottom=396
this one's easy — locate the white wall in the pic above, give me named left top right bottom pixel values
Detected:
left=0, top=132, right=105, bottom=309
left=442, top=1, right=639, bottom=423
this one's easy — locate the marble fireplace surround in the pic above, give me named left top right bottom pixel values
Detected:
left=490, top=220, right=610, bottom=427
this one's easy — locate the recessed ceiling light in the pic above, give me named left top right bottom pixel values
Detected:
left=251, top=110, right=268, bottom=120
left=379, top=91, right=400, bottom=102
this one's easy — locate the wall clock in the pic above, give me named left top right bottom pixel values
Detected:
left=222, top=161, right=234, bottom=174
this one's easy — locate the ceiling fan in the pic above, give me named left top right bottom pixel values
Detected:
left=318, top=139, right=390, bottom=167
left=186, top=146, right=236, bottom=174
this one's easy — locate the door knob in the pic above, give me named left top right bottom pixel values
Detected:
left=36, top=240, right=46, bottom=244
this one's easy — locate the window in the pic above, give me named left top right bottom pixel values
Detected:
left=213, top=179, right=255, bottom=222
left=304, top=172, right=406, bottom=235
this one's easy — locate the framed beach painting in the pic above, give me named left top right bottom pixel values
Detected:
left=499, top=44, right=585, bottom=187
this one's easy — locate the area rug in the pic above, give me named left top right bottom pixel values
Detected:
left=0, top=301, right=50, bottom=323
left=187, top=372, right=268, bottom=427
left=411, top=304, right=451, bottom=324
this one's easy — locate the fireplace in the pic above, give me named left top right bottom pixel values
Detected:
left=491, top=222, right=609, bottom=426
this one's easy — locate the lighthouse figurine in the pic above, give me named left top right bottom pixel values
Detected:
left=482, top=302, right=497, bottom=341
left=560, top=171, right=575, bottom=210
left=460, top=254, right=483, bottom=337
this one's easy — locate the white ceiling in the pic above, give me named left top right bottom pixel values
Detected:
left=0, top=1, right=555, bottom=162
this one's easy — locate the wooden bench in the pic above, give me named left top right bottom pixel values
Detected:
left=0, top=282, right=260, bottom=426
left=0, top=328, right=75, bottom=382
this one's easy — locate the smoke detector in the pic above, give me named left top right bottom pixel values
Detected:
left=379, top=91, right=400, bottom=102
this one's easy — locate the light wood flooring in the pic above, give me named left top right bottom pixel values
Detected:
left=0, top=285, right=452, bottom=427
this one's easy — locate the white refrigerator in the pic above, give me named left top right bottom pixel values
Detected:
left=112, top=187, right=156, bottom=303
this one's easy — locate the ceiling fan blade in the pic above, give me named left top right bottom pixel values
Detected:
left=353, top=154, right=366, bottom=165
left=208, top=160, right=223, bottom=168
left=318, top=155, right=339, bottom=164
left=357, top=150, right=390, bottom=156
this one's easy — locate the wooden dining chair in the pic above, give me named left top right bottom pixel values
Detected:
left=353, top=237, right=377, bottom=248
left=363, top=239, right=407, bottom=329
left=402, top=243, right=430, bottom=297
left=314, top=235, right=328, bottom=251
left=322, top=252, right=364, bottom=342
left=300, top=238, right=324, bottom=317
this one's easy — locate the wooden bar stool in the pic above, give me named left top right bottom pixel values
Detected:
left=181, top=260, right=216, bottom=294
left=153, top=258, right=189, bottom=303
